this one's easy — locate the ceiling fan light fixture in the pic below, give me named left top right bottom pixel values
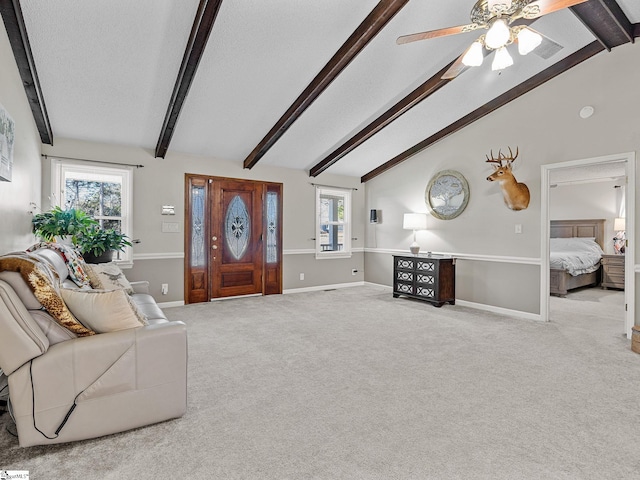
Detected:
left=485, top=18, right=510, bottom=49
left=488, top=0, right=513, bottom=14
left=462, top=41, right=484, bottom=67
left=517, top=27, right=542, bottom=55
left=492, top=46, right=513, bottom=71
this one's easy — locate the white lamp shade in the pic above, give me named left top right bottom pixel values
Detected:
left=517, top=27, right=542, bottom=56
left=462, top=41, right=484, bottom=67
left=492, top=46, right=513, bottom=71
left=614, top=217, right=626, bottom=231
left=485, top=18, right=510, bottom=49
left=403, top=213, right=428, bottom=231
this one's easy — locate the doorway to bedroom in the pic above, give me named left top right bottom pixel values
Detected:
left=541, top=152, right=636, bottom=338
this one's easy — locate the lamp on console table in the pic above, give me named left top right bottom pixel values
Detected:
left=403, top=213, right=428, bottom=255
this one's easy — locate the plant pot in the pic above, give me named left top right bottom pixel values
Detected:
left=82, top=250, right=114, bottom=264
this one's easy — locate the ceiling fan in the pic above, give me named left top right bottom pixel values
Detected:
left=397, top=0, right=589, bottom=79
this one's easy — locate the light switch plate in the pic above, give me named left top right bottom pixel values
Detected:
left=162, top=222, right=179, bottom=233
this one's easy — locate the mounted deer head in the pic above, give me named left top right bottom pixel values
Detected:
left=486, top=146, right=530, bottom=211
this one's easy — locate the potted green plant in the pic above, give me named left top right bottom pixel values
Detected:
left=32, top=206, right=98, bottom=244
left=77, top=226, right=132, bottom=263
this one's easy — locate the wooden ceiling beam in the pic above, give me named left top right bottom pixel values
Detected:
left=570, top=0, right=634, bottom=50
left=0, top=0, right=53, bottom=144
left=309, top=61, right=455, bottom=177
left=243, top=0, right=410, bottom=170
left=155, top=0, right=223, bottom=159
left=361, top=41, right=605, bottom=183
left=308, top=19, right=536, bottom=177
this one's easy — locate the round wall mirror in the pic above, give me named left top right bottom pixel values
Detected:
left=425, top=170, right=470, bottom=220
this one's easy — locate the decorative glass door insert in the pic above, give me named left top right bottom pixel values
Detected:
left=266, top=191, right=278, bottom=264
left=191, top=185, right=205, bottom=267
left=225, top=195, right=250, bottom=261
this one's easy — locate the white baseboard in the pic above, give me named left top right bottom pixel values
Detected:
left=366, top=282, right=541, bottom=321
left=158, top=300, right=185, bottom=308
left=157, top=286, right=541, bottom=322
left=284, top=281, right=365, bottom=294
left=159, top=285, right=365, bottom=305
left=364, top=281, right=392, bottom=289
left=454, top=299, right=542, bottom=322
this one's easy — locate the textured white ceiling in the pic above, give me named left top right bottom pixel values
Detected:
left=169, top=0, right=380, bottom=160
left=617, top=0, right=640, bottom=22
left=21, top=0, right=200, bottom=148
left=273, top=6, right=594, bottom=177
left=13, top=1, right=637, bottom=178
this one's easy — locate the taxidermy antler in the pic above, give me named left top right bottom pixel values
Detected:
left=486, top=146, right=530, bottom=211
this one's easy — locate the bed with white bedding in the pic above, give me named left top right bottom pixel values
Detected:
left=549, top=219, right=605, bottom=297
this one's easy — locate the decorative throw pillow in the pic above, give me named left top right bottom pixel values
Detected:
left=124, top=294, right=149, bottom=326
left=0, top=253, right=95, bottom=336
left=85, top=262, right=134, bottom=294
left=60, top=288, right=147, bottom=334
left=28, top=269, right=95, bottom=336
left=27, top=242, right=92, bottom=288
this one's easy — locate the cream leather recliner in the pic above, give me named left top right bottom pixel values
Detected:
left=0, top=248, right=187, bottom=447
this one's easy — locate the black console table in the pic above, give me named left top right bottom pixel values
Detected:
left=392, top=254, right=455, bottom=307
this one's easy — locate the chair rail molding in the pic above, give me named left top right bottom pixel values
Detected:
left=364, top=248, right=540, bottom=265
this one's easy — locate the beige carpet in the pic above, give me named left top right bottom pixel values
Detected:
left=1, top=285, right=639, bottom=479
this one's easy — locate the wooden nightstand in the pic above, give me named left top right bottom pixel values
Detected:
left=601, top=255, right=625, bottom=290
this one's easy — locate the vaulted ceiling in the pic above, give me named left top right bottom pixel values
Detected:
left=2, top=0, right=639, bottom=182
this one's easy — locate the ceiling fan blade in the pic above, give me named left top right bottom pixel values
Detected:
left=397, top=24, right=479, bottom=45
left=523, top=0, right=589, bottom=19
left=521, top=27, right=564, bottom=59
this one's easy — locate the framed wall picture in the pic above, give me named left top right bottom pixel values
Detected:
left=0, top=103, right=15, bottom=182
left=425, top=170, right=470, bottom=220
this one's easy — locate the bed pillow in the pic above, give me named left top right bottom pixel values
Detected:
left=550, top=237, right=604, bottom=254
left=60, top=288, right=147, bottom=333
left=86, top=262, right=134, bottom=294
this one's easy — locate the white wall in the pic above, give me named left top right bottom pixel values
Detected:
left=0, top=22, right=42, bottom=253
left=364, top=42, right=640, bottom=317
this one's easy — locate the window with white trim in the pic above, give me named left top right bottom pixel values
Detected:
left=52, top=159, right=133, bottom=265
left=315, top=186, right=351, bottom=259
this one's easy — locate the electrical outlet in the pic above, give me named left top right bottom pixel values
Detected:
left=351, top=269, right=358, bottom=276
left=161, top=283, right=169, bottom=295
left=299, top=273, right=304, bottom=281
left=515, top=224, right=523, bottom=234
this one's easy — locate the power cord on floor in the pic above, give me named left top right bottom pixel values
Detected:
left=5, top=397, right=17, bottom=438
left=30, top=360, right=84, bottom=440
left=0, top=375, right=8, bottom=418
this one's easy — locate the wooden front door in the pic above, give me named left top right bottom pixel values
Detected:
left=185, top=175, right=282, bottom=303
left=211, top=179, right=263, bottom=298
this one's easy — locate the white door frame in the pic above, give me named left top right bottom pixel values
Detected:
left=540, top=152, right=636, bottom=337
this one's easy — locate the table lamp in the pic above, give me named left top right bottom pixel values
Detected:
left=403, top=213, right=428, bottom=255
